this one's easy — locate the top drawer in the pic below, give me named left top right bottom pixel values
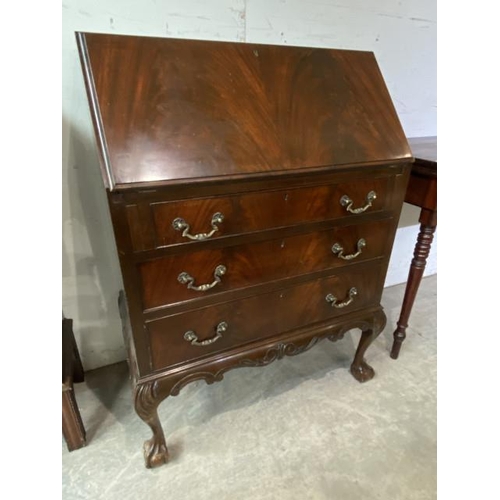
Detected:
left=126, top=176, right=390, bottom=252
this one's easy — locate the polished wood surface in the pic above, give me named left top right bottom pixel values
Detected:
left=77, top=33, right=411, bottom=190
left=139, top=220, right=391, bottom=310
left=77, top=32, right=412, bottom=468
left=148, top=265, right=382, bottom=370
left=404, top=136, right=437, bottom=210
left=391, top=136, right=437, bottom=359
left=123, top=167, right=398, bottom=253
left=145, top=175, right=390, bottom=250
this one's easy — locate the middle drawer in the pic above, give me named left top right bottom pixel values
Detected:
left=139, top=219, right=391, bottom=311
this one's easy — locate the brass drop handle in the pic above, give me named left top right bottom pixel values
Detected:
left=325, top=287, right=358, bottom=308
left=340, top=191, right=377, bottom=214
left=178, top=265, right=227, bottom=292
left=332, top=238, right=366, bottom=260
left=184, top=321, right=228, bottom=347
left=172, top=212, right=224, bottom=241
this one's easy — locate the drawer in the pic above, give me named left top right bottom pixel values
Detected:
left=139, top=219, right=392, bottom=310
left=147, top=265, right=382, bottom=370
left=128, top=176, right=390, bottom=251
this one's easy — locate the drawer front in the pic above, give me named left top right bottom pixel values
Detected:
left=147, top=265, right=382, bottom=370
left=139, top=219, right=392, bottom=310
left=136, top=177, right=390, bottom=250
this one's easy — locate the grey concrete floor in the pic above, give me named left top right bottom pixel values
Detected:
left=63, top=275, right=436, bottom=500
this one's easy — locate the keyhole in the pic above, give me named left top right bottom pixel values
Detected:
left=281, top=240, right=285, bottom=249
left=284, top=193, right=289, bottom=201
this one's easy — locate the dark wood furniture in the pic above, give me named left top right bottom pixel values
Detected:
left=76, top=32, right=412, bottom=468
left=390, top=136, right=437, bottom=359
left=62, top=317, right=86, bottom=451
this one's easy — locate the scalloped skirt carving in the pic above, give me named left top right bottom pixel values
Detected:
left=133, top=307, right=386, bottom=468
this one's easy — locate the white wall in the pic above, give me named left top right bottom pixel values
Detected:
left=62, top=0, right=437, bottom=370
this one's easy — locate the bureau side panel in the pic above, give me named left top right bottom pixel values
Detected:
left=376, top=164, right=412, bottom=291
left=107, top=192, right=152, bottom=375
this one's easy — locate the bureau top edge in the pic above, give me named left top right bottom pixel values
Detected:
left=76, top=32, right=412, bottom=191
left=109, top=158, right=413, bottom=195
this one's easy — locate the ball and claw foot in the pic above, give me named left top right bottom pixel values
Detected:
left=144, top=437, right=169, bottom=469
left=350, top=360, right=375, bottom=383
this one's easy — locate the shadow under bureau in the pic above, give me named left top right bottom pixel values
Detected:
left=76, top=32, right=412, bottom=468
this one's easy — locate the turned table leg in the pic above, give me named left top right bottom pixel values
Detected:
left=135, top=382, right=169, bottom=468
left=391, top=209, right=437, bottom=359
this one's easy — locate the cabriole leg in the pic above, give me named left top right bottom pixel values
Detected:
left=350, top=310, right=386, bottom=383
left=134, top=382, right=169, bottom=469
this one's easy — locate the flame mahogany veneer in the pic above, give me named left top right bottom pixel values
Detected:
left=77, top=32, right=412, bottom=468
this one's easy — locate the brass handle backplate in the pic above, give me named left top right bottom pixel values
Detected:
left=332, top=238, right=366, bottom=260
left=184, top=321, right=228, bottom=347
left=178, top=265, right=227, bottom=292
left=325, top=287, right=358, bottom=309
left=340, top=191, right=377, bottom=214
left=172, top=212, right=224, bottom=241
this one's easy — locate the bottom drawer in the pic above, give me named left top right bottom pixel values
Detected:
left=147, top=265, right=383, bottom=371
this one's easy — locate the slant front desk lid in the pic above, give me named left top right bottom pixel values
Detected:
left=77, top=32, right=411, bottom=191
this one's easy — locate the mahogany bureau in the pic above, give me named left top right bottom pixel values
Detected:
left=76, top=32, right=413, bottom=468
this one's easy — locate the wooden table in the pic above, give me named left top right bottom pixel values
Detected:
left=62, top=317, right=86, bottom=451
left=390, top=136, right=437, bottom=359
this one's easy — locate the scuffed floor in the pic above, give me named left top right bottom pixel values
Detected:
left=63, top=275, right=436, bottom=500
